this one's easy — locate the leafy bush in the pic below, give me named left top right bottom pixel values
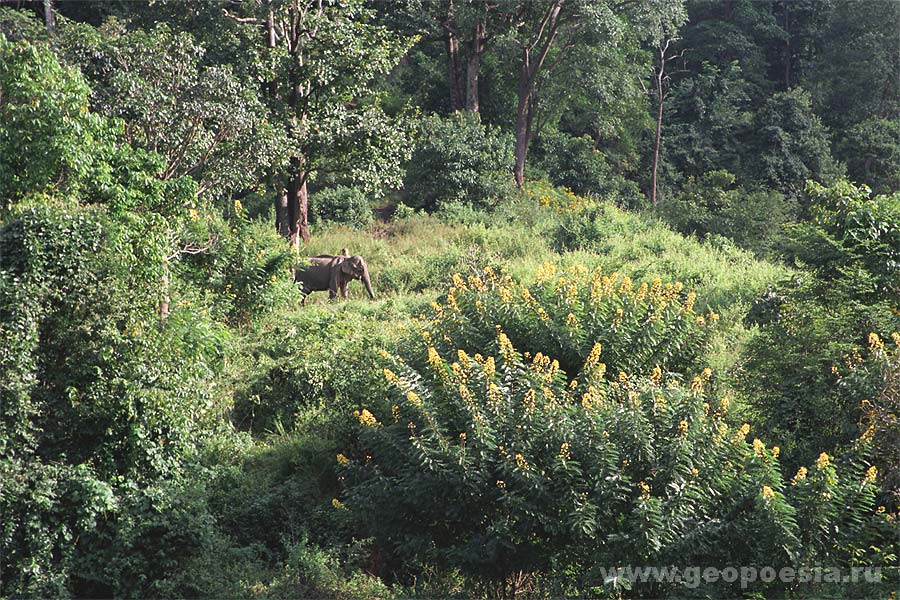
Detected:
left=335, top=274, right=891, bottom=597
left=403, top=113, right=514, bottom=212
left=529, top=128, right=642, bottom=206
left=309, top=185, right=374, bottom=230
left=742, top=180, right=900, bottom=468
left=656, top=170, right=795, bottom=257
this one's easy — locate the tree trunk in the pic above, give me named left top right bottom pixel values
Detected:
left=275, top=189, right=289, bottom=236
left=513, top=52, right=534, bottom=189
left=465, top=21, right=485, bottom=112
left=445, top=24, right=464, bottom=112
left=287, top=166, right=309, bottom=250
left=159, top=261, right=170, bottom=323
left=651, top=93, right=663, bottom=205
left=43, top=0, right=55, bottom=35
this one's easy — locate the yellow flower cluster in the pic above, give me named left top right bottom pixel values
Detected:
left=864, top=465, right=878, bottom=484
left=559, top=442, right=571, bottom=461
left=793, top=466, right=808, bottom=484
left=459, top=432, right=467, bottom=445
left=515, top=453, right=530, bottom=470
left=336, top=453, right=349, bottom=465
left=566, top=312, right=579, bottom=329
left=753, top=438, right=766, bottom=457
left=487, top=382, right=502, bottom=407
left=772, top=446, right=780, bottom=458
left=639, top=481, right=651, bottom=500
left=355, top=409, right=379, bottom=427
left=332, top=498, right=347, bottom=510
left=406, top=390, right=423, bottom=408
left=391, top=404, right=401, bottom=422
left=650, top=366, right=663, bottom=384
left=733, top=423, right=750, bottom=442
left=496, top=479, right=506, bottom=489
left=496, top=327, right=516, bottom=362
left=678, top=420, right=689, bottom=436
left=483, top=356, right=496, bottom=377
left=868, top=332, right=884, bottom=351
left=383, top=368, right=399, bottom=384
left=761, top=485, right=775, bottom=501
left=816, top=452, right=830, bottom=470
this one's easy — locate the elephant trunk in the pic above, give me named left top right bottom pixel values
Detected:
left=362, top=267, right=375, bottom=300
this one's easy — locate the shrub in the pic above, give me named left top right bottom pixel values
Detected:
left=403, top=113, right=514, bottom=212
left=310, top=185, right=374, bottom=230
left=529, top=128, right=642, bottom=206
left=655, top=170, right=795, bottom=257
left=334, top=275, right=891, bottom=596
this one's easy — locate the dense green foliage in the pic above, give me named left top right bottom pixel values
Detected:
left=2, top=1, right=900, bottom=598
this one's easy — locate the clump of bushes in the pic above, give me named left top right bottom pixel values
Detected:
left=655, top=170, right=795, bottom=257
left=403, top=113, right=514, bottom=212
left=332, top=268, right=892, bottom=597
left=309, top=185, right=374, bottom=230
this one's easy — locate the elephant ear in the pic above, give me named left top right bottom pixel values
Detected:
left=340, top=258, right=355, bottom=275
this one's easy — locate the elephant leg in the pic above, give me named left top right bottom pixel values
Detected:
left=301, top=285, right=312, bottom=305
left=340, top=281, right=349, bottom=299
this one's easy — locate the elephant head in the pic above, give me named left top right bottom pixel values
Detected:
left=341, top=255, right=375, bottom=300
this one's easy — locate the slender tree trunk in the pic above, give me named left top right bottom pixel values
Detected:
left=42, top=0, right=55, bottom=34
left=445, top=25, right=465, bottom=111
left=651, top=94, right=663, bottom=205
left=275, top=189, right=289, bottom=236
left=159, top=261, right=170, bottom=323
left=512, top=0, right=565, bottom=189
left=513, top=52, right=534, bottom=189
left=465, top=21, right=485, bottom=112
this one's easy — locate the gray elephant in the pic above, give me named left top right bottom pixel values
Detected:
left=294, top=254, right=375, bottom=304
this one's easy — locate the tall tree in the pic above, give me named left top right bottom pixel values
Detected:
left=509, top=0, right=686, bottom=188
left=220, top=0, right=413, bottom=248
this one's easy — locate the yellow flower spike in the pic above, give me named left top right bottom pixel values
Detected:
left=650, top=366, right=663, bottom=384
left=496, top=479, right=506, bottom=489
left=515, top=453, right=529, bottom=470
left=793, top=466, right=808, bottom=484
left=634, top=282, right=648, bottom=302
left=391, top=405, right=401, bottom=422
left=690, top=376, right=704, bottom=393
left=584, top=343, right=603, bottom=370
left=487, top=382, right=502, bottom=406
left=638, top=481, right=651, bottom=500
left=695, top=316, right=706, bottom=327
left=383, top=368, right=399, bottom=384
left=690, top=467, right=699, bottom=478
left=483, top=356, right=496, bottom=378
left=772, top=446, right=780, bottom=458
left=864, top=465, right=878, bottom=484
left=459, top=432, right=467, bottom=445
left=720, top=396, right=731, bottom=412
left=892, top=331, right=900, bottom=347
left=233, top=199, right=243, bottom=214
left=524, top=388, right=537, bottom=413
left=451, top=273, right=467, bottom=290
left=678, top=420, right=689, bottom=436
left=457, top=349, right=472, bottom=369
left=559, top=442, right=571, bottom=461
left=537, top=307, right=550, bottom=322
left=189, top=208, right=200, bottom=222
left=332, top=498, right=347, bottom=510
left=427, top=347, right=443, bottom=370
left=732, top=423, right=750, bottom=443
left=569, top=379, right=579, bottom=390
left=816, top=452, right=830, bottom=470
left=336, top=453, right=349, bottom=465
left=753, top=438, right=766, bottom=457
left=357, top=409, right=379, bottom=427
left=702, top=368, right=712, bottom=380
left=618, top=371, right=629, bottom=384
left=868, top=332, right=884, bottom=351
left=566, top=312, right=579, bottom=329
left=614, top=308, right=624, bottom=325
left=684, top=292, right=696, bottom=313
left=406, top=390, right=423, bottom=408
left=761, top=486, right=775, bottom=502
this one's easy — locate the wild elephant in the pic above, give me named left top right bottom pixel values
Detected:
left=294, top=254, right=375, bottom=304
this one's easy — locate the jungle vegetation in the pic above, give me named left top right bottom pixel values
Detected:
left=1, top=0, right=899, bottom=597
